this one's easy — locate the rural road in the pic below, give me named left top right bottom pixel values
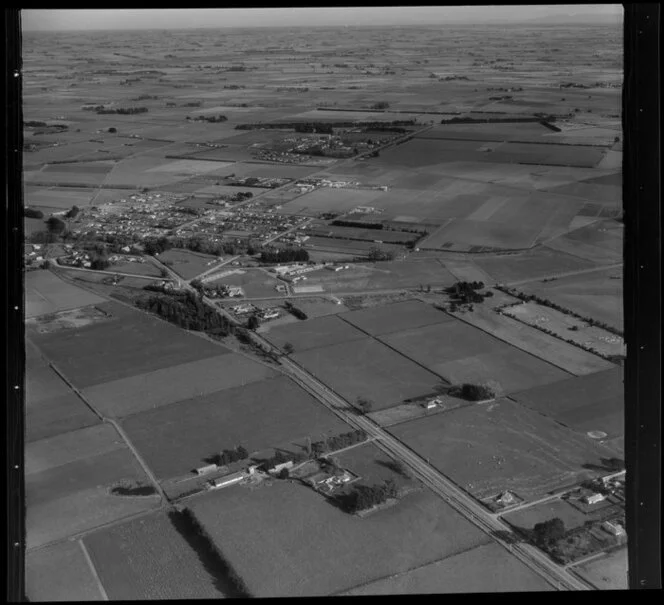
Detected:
left=502, top=262, right=623, bottom=288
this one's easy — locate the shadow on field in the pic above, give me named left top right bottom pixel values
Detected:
left=375, top=458, right=411, bottom=478
left=490, top=528, right=529, bottom=545
left=168, top=508, right=252, bottom=598
left=581, top=457, right=625, bottom=473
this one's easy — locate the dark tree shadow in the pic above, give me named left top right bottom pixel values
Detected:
left=582, top=457, right=625, bottom=473
left=376, top=458, right=410, bottom=478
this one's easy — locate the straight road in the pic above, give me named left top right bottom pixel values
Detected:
left=502, top=262, right=623, bottom=288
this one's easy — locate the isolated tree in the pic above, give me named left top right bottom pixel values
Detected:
left=283, top=342, right=295, bottom=356
left=108, top=127, right=117, bottom=133
left=24, top=208, right=44, bottom=219
left=247, top=315, right=260, bottom=331
left=46, top=216, right=66, bottom=236
left=277, top=468, right=289, bottom=479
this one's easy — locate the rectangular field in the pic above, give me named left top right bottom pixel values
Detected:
left=156, top=248, right=221, bottom=280
left=340, top=299, right=453, bottom=336
left=83, top=511, right=223, bottom=600
left=25, top=270, right=108, bottom=318
left=572, top=548, right=628, bottom=590
left=502, top=498, right=591, bottom=533
left=512, top=367, right=624, bottom=440
left=264, top=314, right=366, bottom=352
left=82, top=352, right=278, bottom=418
left=26, top=540, right=105, bottom=602
left=32, top=301, right=225, bottom=389
left=188, top=479, right=490, bottom=597
left=389, top=399, right=619, bottom=501
left=292, top=337, right=442, bottom=409
left=26, top=425, right=159, bottom=548
left=121, top=375, right=350, bottom=480
left=380, top=319, right=570, bottom=395
left=340, top=542, right=554, bottom=595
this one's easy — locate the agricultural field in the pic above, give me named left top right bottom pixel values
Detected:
left=25, top=270, right=108, bottom=319
left=155, top=248, right=221, bottom=280
left=390, top=399, right=619, bottom=502
left=509, top=266, right=623, bottom=330
left=26, top=540, right=106, bottom=602
left=279, top=186, right=385, bottom=215
left=341, top=542, right=555, bottom=595
left=512, top=367, right=624, bottom=443
left=31, top=300, right=225, bottom=389
left=545, top=219, right=623, bottom=265
left=340, top=298, right=452, bottom=336
left=106, top=259, right=163, bottom=277
left=502, top=498, right=591, bottom=533
left=264, top=313, right=366, bottom=352
left=291, top=337, right=442, bottom=409
left=83, top=511, right=223, bottom=600
left=121, top=375, right=350, bottom=480
left=572, top=548, right=628, bottom=590
left=379, top=318, right=570, bottom=395
left=26, top=424, right=159, bottom=548
left=501, top=301, right=624, bottom=358
left=82, top=352, right=277, bottom=418
left=188, top=479, right=490, bottom=597
left=207, top=267, right=284, bottom=298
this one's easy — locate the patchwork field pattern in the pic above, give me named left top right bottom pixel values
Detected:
left=26, top=540, right=105, bottom=602
left=265, top=314, right=366, bottom=352
left=83, top=511, right=222, bottom=600
left=512, top=367, right=624, bottom=441
left=292, top=337, right=443, bottom=409
left=32, top=301, right=225, bottom=389
left=82, top=352, right=278, bottom=418
left=341, top=542, right=555, bottom=595
left=25, top=270, right=107, bottom=318
left=26, top=424, right=159, bottom=548
left=379, top=319, right=570, bottom=395
left=121, top=375, right=350, bottom=480
left=189, top=480, right=490, bottom=597
left=390, top=399, right=617, bottom=501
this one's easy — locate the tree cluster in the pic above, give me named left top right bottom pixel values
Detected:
left=335, top=479, right=399, bottom=514
left=65, top=205, right=80, bottom=219
left=46, top=216, right=67, bottom=236
left=459, top=383, right=496, bottom=401
left=135, top=292, right=233, bottom=335
left=370, top=101, right=390, bottom=110
left=24, top=208, right=44, bottom=219
left=210, top=445, right=249, bottom=467
left=367, top=247, right=395, bottom=261
left=259, top=450, right=293, bottom=472
left=284, top=301, right=308, bottom=320
left=531, top=518, right=566, bottom=548
left=310, top=429, right=368, bottom=458
left=96, top=107, right=149, bottom=114
left=188, top=115, right=228, bottom=123
left=259, top=248, right=309, bottom=264
left=331, top=219, right=383, bottom=230
left=143, top=236, right=172, bottom=256
left=235, top=120, right=415, bottom=132
left=446, top=281, right=493, bottom=305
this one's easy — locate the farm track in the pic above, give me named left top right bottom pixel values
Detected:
left=78, top=539, right=110, bottom=601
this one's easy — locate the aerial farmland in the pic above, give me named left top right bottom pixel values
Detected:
left=22, top=7, right=625, bottom=599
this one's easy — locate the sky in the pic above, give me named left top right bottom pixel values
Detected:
left=22, top=6, right=623, bottom=32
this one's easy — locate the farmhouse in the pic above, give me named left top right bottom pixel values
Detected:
left=602, top=520, right=626, bottom=537
left=583, top=492, right=606, bottom=505
left=267, top=460, right=294, bottom=475
left=422, top=397, right=442, bottom=409
left=195, top=463, right=218, bottom=476
left=209, top=466, right=257, bottom=490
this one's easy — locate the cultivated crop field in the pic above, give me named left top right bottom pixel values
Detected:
left=341, top=541, right=554, bottom=595
left=390, top=399, right=618, bottom=502
left=26, top=540, right=105, bottom=602
left=121, top=375, right=350, bottom=480
left=82, top=352, right=278, bottom=418
left=512, top=367, right=624, bottom=441
left=280, top=186, right=385, bottom=215
left=32, top=301, right=225, bottom=389
left=572, top=548, right=628, bottom=590
left=83, top=511, right=223, bottom=600
left=340, top=299, right=452, bottom=336
left=25, top=270, right=108, bottom=318
left=265, top=314, right=366, bottom=352
left=292, top=337, right=442, bottom=409
left=26, top=424, right=159, bottom=548
left=380, top=318, right=570, bottom=395
left=188, top=479, right=490, bottom=597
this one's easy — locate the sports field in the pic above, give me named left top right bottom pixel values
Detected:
left=156, top=248, right=221, bottom=280
left=32, top=301, right=225, bottom=389
left=25, top=270, right=108, bottom=318
left=83, top=511, right=222, bottom=600
left=390, top=399, right=618, bottom=501
left=121, top=375, right=350, bottom=480
left=341, top=542, right=554, bottom=595
left=292, top=337, right=442, bottom=408
left=380, top=319, right=569, bottom=395
left=82, top=352, right=278, bottom=418
left=26, top=540, right=105, bottom=602
left=189, top=480, right=490, bottom=597
left=512, top=366, right=624, bottom=440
